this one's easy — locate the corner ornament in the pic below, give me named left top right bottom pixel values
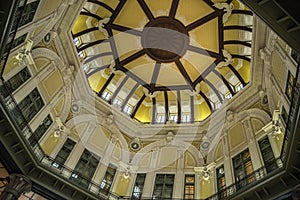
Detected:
left=213, top=3, right=234, bottom=23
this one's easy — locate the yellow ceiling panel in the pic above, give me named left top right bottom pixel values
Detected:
left=189, top=18, right=219, bottom=53
left=135, top=103, right=152, bottom=123
left=95, top=6, right=112, bottom=18
left=124, top=55, right=155, bottom=85
left=145, top=0, right=172, bottom=17
left=156, top=63, right=187, bottom=86
left=114, top=0, right=149, bottom=29
left=88, top=71, right=108, bottom=92
left=181, top=50, right=215, bottom=82
left=100, top=0, right=119, bottom=10
left=72, top=15, right=89, bottom=34
left=176, top=0, right=214, bottom=26
left=237, top=60, right=250, bottom=84
left=112, top=30, right=143, bottom=59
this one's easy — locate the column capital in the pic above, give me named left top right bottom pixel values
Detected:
left=0, top=174, right=31, bottom=200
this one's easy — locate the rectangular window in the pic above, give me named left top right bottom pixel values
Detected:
left=291, top=48, right=299, bottom=62
left=100, top=164, right=117, bottom=194
left=156, top=114, right=165, bottom=123
left=216, top=165, right=226, bottom=198
left=73, top=37, right=82, bottom=47
left=258, top=136, right=277, bottom=173
left=123, top=104, right=133, bottom=115
left=285, top=71, right=294, bottom=100
left=215, top=101, right=222, bottom=109
left=232, top=149, right=254, bottom=189
left=101, top=90, right=111, bottom=101
left=113, top=98, right=122, bottom=106
left=184, top=174, right=195, bottom=199
left=182, top=113, right=190, bottom=123
left=153, top=174, right=175, bottom=199
left=28, top=114, right=52, bottom=147
left=169, top=114, right=178, bottom=122
left=225, top=92, right=233, bottom=99
left=235, top=83, right=243, bottom=92
left=0, top=67, right=31, bottom=98
left=19, top=1, right=40, bottom=27
left=78, top=50, right=86, bottom=59
left=12, top=33, right=28, bottom=49
left=132, top=173, right=146, bottom=199
left=70, top=149, right=100, bottom=189
left=12, top=88, right=44, bottom=129
left=52, top=139, right=76, bottom=169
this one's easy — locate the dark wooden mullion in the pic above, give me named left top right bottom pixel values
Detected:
left=192, top=59, right=221, bottom=88
left=190, top=96, right=195, bottom=123
left=118, top=67, right=151, bottom=92
left=119, top=49, right=146, bottom=66
left=97, top=74, right=115, bottom=97
left=72, top=27, right=98, bottom=38
left=199, top=91, right=213, bottom=112
left=213, top=69, right=235, bottom=95
left=218, top=12, right=224, bottom=55
left=164, top=91, right=169, bottom=124
left=232, top=54, right=251, bottom=62
left=87, top=0, right=114, bottom=13
left=107, top=0, right=126, bottom=24
left=203, top=79, right=223, bottom=103
left=152, top=98, right=157, bottom=124
left=175, top=59, right=193, bottom=91
left=187, top=45, right=220, bottom=58
left=177, top=91, right=181, bottom=123
left=137, top=0, right=155, bottom=21
left=169, top=0, right=180, bottom=18
left=83, top=52, right=113, bottom=64
left=150, top=62, right=161, bottom=90
left=224, top=40, right=252, bottom=48
left=77, top=40, right=106, bottom=52
left=232, top=10, right=253, bottom=16
left=186, top=11, right=218, bottom=31
left=80, top=11, right=102, bottom=20
left=203, top=0, right=215, bottom=9
left=86, top=64, right=110, bottom=77
left=121, top=83, right=139, bottom=111
left=110, top=76, right=129, bottom=103
left=131, top=94, right=146, bottom=118
left=153, top=85, right=191, bottom=91
left=228, top=64, right=246, bottom=86
left=109, top=24, right=143, bottom=36
left=224, top=25, right=252, bottom=32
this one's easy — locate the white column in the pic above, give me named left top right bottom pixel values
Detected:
left=126, top=173, right=137, bottom=197
left=242, top=117, right=263, bottom=170
left=194, top=169, right=201, bottom=199
left=173, top=148, right=184, bottom=198
left=141, top=150, right=159, bottom=198
left=221, top=134, right=234, bottom=186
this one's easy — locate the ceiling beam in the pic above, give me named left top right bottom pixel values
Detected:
left=232, top=54, right=251, bottom=62
left=150, top=62, right=161, bottom=90
left=80, top=11, right=102, bottom=20
left=86, top=64, right=109, bottom=77
left=190, top=96, right=195, bottom=123
left=118, top=67, right=151, bottom=91
left=224, top=25, right=252, bottom=32
left=119, top=49, right=146, bottom=66
left=203, top=79, right=223, bottom=103
left=97, top=74, right=115, bottom=97
left=107, top=0, right=126, bottom=25
left=175, top=59, right=193, bottom=90
left=87, top=0, right=114, bottom=13
left=193, top=59, right=220, bottom=88
left=121, top=83, right=139, bottom=111
left=224, top=40, right=252, bottom=48
left=83, top=52, right=113, bottom=65
left=137, top=0, right=155, bottom=21
left=218, top=12, right=224, bottom=54
left=177, top=91, right=181, bottom=123
left=164, top=91, right=169, bottom=124
left=169, top=0, right=180, bottom=18
left=187, top=45, right=220, bottom=58
left=186, top=11, right=218, bottom=31
left=152, top=97, right=157, bottom=124
left=131, top=94, right=146, bottom=118
left=232, top=10, right=253, bottom=15
left=77, top=40, right=106, bottom=52
left=72, top=27, right=98, bottom=38
left=110, top=76, right=129, bottom=103
left=228, top=64, right=247, bottom=86
left=213, top=69, right=235, bottom=95
left=153, top=85, right=191, bottom=91
left=109, top=24, right=143, bottom=36
left=199, top=91, right=213, bottom=112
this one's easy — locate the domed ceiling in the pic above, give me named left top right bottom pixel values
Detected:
left=71, top=0, right=253, bottom=124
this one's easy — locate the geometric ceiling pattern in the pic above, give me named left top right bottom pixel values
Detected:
left=72, top=0, right=253, bottom=124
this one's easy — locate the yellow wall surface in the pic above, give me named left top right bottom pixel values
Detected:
left=41, top=133, right=59, bottom=155
left=200, top=179, right=213, bottom=199
left=115, top=176, right=130, bottom=196
left=228, top=123, right=245, bottom=150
